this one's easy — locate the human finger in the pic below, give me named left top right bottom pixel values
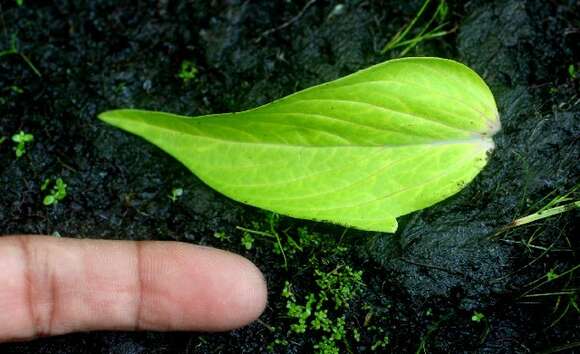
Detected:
left=0, top=235, right=267, bottom=342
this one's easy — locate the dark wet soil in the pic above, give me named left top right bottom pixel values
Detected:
left=1, top=0, right=578, bottom=353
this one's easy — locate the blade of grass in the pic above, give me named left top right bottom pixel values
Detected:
left=381, top=0, right=432, bottom=54
left=511, top=201, right=579, bottom=228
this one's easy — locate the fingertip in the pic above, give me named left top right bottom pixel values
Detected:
left=227, top=255, right=268, bottom=329
left=137, top=242, right=268, bottom=332
left=192, top=247, right=268, bottom=330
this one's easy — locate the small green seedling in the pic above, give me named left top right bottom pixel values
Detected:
left=10, top=85, right=23, bottom=94
left=178, top=60, right=198, bottom=82
left=42, top=178, right=68, bottom=206
left=568, top=64, right=577, bottom=80
left=168, top=187, right=183, bottom=202
left=471, top=311, right=485, bottom=323
left=0, top=137, right=6, bottom=144
left=11, top=130, right=34, bottom=158
left=546, top=269, right=558, bottom=281
left=40, top=178, right=51, bottom=191
left=241, top=232, right=254, bottom=250
left=16, top=0, right=24, bottom=6
left=100, top=57, right=500, bottom=232
left=213, top=231, right=230, bottom=242
left=371, top=334, right=390, bottom=351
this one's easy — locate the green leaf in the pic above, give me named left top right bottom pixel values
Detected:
left=43, top=195, right=55, bottom=206
left=99, top=57, right=500, bottom=233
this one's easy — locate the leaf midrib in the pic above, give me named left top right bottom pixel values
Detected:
left=136, top=116, right=493, bottom=149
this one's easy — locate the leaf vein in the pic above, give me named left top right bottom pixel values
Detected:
left=288, top=98, right=475, bottom=135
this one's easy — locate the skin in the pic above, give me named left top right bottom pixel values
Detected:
left=0, top=235, right=268, bottom=343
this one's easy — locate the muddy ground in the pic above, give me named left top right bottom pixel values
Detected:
left=0, top=0, right=578, bottom=353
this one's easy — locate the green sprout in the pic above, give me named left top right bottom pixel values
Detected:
left=371, top=334, right=390, bottom=351
left=0, top=137, right=6, bottom=144
left=237, top=212, right=288, bottom=267
left=471, top=311, right=485, bottom=323
left=42, top=178, right=68, bottom=206
left=546, top=269, right=558, bottom=281
left=40, top=178, right=51, bottom=191
left=213, top=231, right=230, bottom=242
left=241, top=231, right=254, bottom=250
left=568, top=64, right=577, bottom=79
left=177, top=60, right=198, bottom=82
left=11, top=130, right=34, bottom=158
left=10, top=85, right=23, bottom=94
left=168, top=187, right=183, bottom=202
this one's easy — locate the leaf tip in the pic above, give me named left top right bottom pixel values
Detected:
left=98, top=110, right=124, bottom=125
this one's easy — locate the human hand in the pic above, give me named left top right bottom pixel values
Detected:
left=0, top=235, right=267, bottom=342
